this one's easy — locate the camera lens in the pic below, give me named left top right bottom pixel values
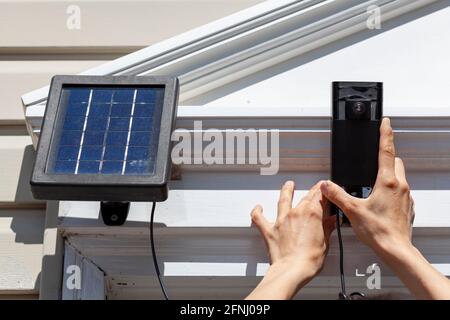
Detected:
left=352, top=101, right=366, bottom=115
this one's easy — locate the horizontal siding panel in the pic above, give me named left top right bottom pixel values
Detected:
left=0, top=209, right=45, bottom=293
left=0, top=60, right=109, bottom=122
left=0, top=136, right=43, bottom=204
left=0, top=0, right=262, bottom=52
left=0, top=294, right=39, bottom=299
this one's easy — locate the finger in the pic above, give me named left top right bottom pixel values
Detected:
left=395, top=157, right=408, bottom=186
left=378, top=117, right=396, bottom=180
left=308, top=181, right=327, bottom=209
left=320, top=188, right=331, bottom=217
left=278, top=180, right=295, bottom=218
left=309, top=181, right=323, bottom=198
left=325, top=216, right=336, bottom=229
left=251, top=205, right=271, bottom=237
left=297, top=180, right=322, bottom=204
left=320, top=180, right=359, bottom=215
left=323, top=215, right=336, bottom=237
left=296, top=182, right=325, bottom=216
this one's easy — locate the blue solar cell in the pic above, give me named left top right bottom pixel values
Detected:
left=86, top=117, right=108, bottom=131
left=129, top=132, right=151, bottom=146
left=104, top=146, right=126, bottom=160
left=101, top=161, right=123, bottom=174
left=106, top=131, right=128, bottom=145
left=68, top=88, right=90, bottom=103
left=91, top=89, right=112, bottom=104
left=89, top=104, right=110, bottom=117
left=125, top=160, right=150, bottom=174
left=63, top=116, right=85, bottom=130
left=60, top=131, right=82, bottom=145
left=111, top=103, right=132, bottom=117
left=54, top=161, right=77, bottom=173
left=109, top=117, right=130, bottom=131
left=113, top=89, right=134, bottom=103
left=136, top=89, right=156, bottom=104
left=66, top=102, right=88, bottom=116
left=57, top=146, right=79, bottom=161
left=83, top=131, right=105, bottom=145
left=77, top=161, right=100, bottom=173
left=131, top=117, right=153, bottom=131
left=134, top=104, right=154, bottom=117
left=127, top=147, right=149, bottom=160
left=80, top=146, right=103, bottom=161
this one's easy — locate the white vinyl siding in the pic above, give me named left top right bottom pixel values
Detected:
left=0, top=0, right=262, bottom=52
left=0, top=209, right=45, bottom=294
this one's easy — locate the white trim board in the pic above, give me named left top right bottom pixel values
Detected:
left=27, top=112, right=450, bottom=171
left=106, top=275, right=412, bottom=300
left=25, top=105, right=450, bottom=130
left=64, top=228, right=450, bottom=299
left=21, top=0, right=444, bottom=144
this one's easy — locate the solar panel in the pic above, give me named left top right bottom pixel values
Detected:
left=49, top=86, right=163, bottom=176
left=31, top=75, right=179, bottom=202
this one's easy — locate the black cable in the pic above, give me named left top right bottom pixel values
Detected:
left=336, top=211, right=365, bottom=300
left=336, top=211, right=348, bottom=300
left=150, top=201, right=169, bottom=300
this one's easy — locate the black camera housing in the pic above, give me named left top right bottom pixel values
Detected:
left=331, top=82, right=383, bottom=220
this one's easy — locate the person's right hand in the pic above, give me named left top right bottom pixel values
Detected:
left=320, top=118, right=415, bottom=255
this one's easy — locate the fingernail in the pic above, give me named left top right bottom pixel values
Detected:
left=285, top=180, right=294, bottom=187
left=321, top=181, right=329, bottom=196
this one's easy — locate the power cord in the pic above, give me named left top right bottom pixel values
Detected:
left=336, top=211, right=348, bottom=300
left=150, top=201, right=169, bottom=300
left=336, top=210, right=365, bottom=300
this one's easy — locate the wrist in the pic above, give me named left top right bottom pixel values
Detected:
left=373, top=237, right=418, bottom=265
left=258, top=262, right=312, bottom=300
left=247, top=256, right=323, bottom=300
left=269, top=257, right=318, bottom=285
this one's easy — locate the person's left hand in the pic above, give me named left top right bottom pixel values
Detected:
left=251, top=180, right=335, bottom=280
left=246, top=180, right=335, bottom=299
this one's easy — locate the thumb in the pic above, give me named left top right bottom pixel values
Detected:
left=320, top=181, right=358, bottom=215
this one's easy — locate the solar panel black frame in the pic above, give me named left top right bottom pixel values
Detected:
left=31, top=75, right=179, bottom=202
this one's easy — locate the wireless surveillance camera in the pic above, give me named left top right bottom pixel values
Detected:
left=331, top=81, right=383, bottom=221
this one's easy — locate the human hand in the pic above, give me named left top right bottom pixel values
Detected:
left=321, top=118, right=415, bottom=256
left=248, top=180, right=335, bottom=299
left=320, top=118, right=450, bottom=300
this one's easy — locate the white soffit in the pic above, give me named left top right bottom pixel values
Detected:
left=22, top=0, right=445, bottom=144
